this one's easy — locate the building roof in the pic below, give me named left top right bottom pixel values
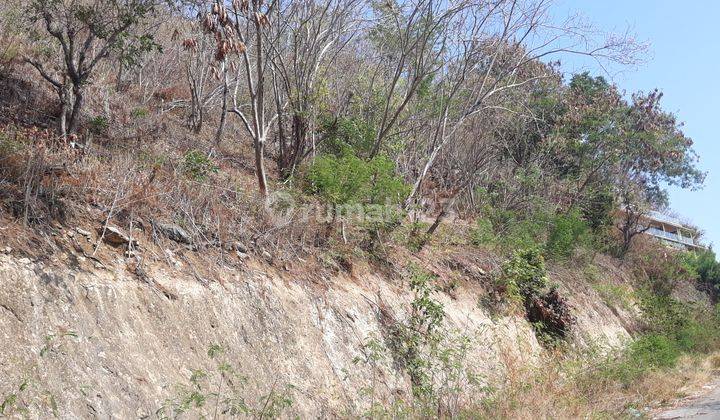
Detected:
left=647, top=210, right=687, bottom=230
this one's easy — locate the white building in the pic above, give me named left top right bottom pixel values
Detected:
left=642, top=210, right=704, bottom=251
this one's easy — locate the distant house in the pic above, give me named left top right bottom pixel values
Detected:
left=642, top=210, right=704, bottom=251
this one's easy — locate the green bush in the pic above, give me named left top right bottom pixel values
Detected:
left=88, top=115, right=109, bottom=134
left=0, top=130, right=25, bottom=156
left=131, top=107, right=149, bottom=119
left=628, top=333, right=680, bottom=369
left=469, top=218, right=495, bottom=246
left=638, top=291, right=720, bottom=354
left=470, top=208, right=551, bottom=252
left=546, top=209, right=591, bottom=260
left=182, top=150, right=219, bottom=181
left=681, top=250, right=720, bottom=295
left=501, top=248, right=548, bottom=299
left=319, top=115, right=376, bottom=157
left=304, top=150, right=408, bottom=206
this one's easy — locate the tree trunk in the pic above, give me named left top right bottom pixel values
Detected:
left=426, top=195, right=456, bottom=237
left=288, top=112, right=307, bottom=177
left=417, top=191, right=461, bottom=251
left=67, top=85, right=84, bottom=135
left=59, top=97, right=69, bottom=138
left=57, top=84, right=72, bottom=137
left=190, top=98, right=203, bottom=133
left=214, top=63, right=229, bottom=146
left=255, top=136, right=269, bottom=198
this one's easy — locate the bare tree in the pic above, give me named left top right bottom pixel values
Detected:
left=365, top=0, right=462, bottom=158
left=177, top=8, right=226, bottom=133
left=201, top=0, right=284, bottom=197
left=25, top=0, right=160, bottom=137
left=268, top=0, right=362, bottom=179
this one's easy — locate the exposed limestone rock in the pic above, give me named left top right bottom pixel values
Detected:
left=75, top=228, right=92, bottom=238
left=0, top=251, right=638, bottom=418
left=154, top=222, right=192, bottom=245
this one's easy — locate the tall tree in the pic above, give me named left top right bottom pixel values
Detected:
left=269, top=0, right=362, bottom=179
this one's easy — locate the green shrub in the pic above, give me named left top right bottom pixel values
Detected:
left=88, top=115, right=109, bottom=134
left=131, top=107, right=149, bottom=119
left=469, top=218, right=495, bottom=246
left=0, top=130, right=25, bottom=156
left=628, top=333, right=680, bottom=370
left=682, top=250, right=720, bottom=295
left=546, top=209, right=591, bottom=260
left=638, top=291, right=720, bottom=354
left=319, top=115, right=376, bottom=157
left=501, top=248, right=548, bottom=299
left=304, top=150, right=408, bottom=206
left=182, top=150, right=219, bottom=181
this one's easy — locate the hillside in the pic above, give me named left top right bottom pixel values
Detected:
left=2, top=0, right=720, bottom=418
left=0, top=209, right=717, bottom=417
left=0, top=226, right=673, bottom=418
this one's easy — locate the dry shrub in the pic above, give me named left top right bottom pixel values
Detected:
left=153, top=85, right=187, bottom=103
left=72, top=137, right=320, bottom=262
left=0, top=3, right=24, bottom=78
left=628, top=236, right=696, bottom=296
left=0, top=125, right=77, bottom=224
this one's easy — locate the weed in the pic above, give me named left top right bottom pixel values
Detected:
left=378, top=265, right=482, bottom=415
left=182, top=150, right=219, bottom=181
left=0, top=329, right=80, bottom=417
left=157, top=343, right=295, bottom=419
left=593, top=283, right=635, bottom=312
left=469, top=218, right=495, bottom=246
left=88, top=115, right=109, bottom=134
left=131, top=107, right=150, bottom=119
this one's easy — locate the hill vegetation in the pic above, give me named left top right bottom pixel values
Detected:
left=1, top=0, right=720, bottom=417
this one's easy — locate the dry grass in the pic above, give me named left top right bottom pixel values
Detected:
left=473, top=347, right=720, bottom=419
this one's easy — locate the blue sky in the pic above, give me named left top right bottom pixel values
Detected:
left=552, top=0, right=720, bottom=249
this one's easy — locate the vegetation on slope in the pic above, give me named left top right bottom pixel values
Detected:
left=0, top=0, right=719, bottom=417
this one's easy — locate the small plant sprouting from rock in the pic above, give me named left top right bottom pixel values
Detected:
left=1, top=329, right=78, bottom=417
left=156, top=343, right=295, bottom=419
left=362, top=264, right=484, bottom=416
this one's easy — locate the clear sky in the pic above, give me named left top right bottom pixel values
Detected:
left=551, top=0, right=720, bottom=249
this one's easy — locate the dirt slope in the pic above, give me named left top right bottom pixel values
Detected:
left=0, top=246, right=635, bottom=417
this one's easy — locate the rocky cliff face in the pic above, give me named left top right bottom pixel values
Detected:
left=0, top=249, right=635, bottom=418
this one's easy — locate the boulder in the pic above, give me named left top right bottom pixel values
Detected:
left=75, top=228, right=92, bottom=237
left=155, top=222, right=193, bottom=244
left=98, top=226, right=136, bottom=247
